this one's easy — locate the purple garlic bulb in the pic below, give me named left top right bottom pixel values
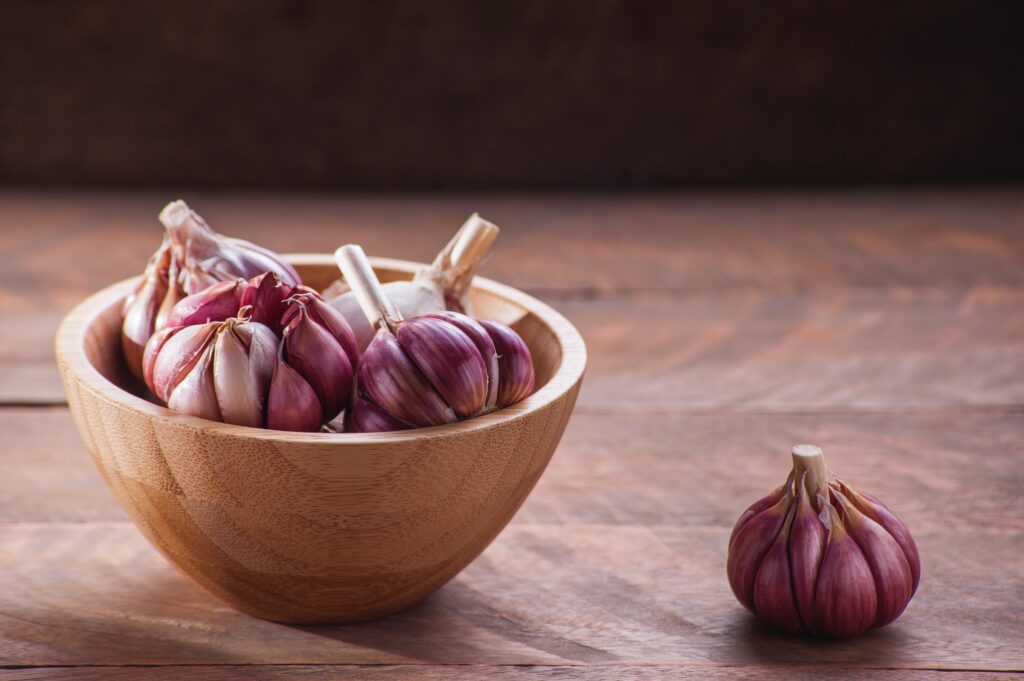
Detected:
left=336, top=244, right=535, bottom=433
left=143, top=296, right=357, bottom=432
left=727, top=445, right=920, bottom=638
left=121, top=200, right=300, bottom=378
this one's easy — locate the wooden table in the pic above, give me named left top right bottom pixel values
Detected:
left=1, top=189, right=1022, bottom=679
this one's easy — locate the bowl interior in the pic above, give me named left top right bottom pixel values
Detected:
left=81, top=257, right=568, bottom=421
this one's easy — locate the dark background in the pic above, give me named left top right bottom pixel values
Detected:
left=2, top=0, right=1022, bottom=190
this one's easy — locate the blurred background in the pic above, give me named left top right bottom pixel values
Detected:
left=2, top=0, right=1022, bottom=190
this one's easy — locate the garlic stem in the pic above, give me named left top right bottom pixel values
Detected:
left=434, top=213, right=500, bottom=300
left=334, top=245, right=403, bottom=333
left=158, top=199, right=192, bottom=231
left=448, top=214, right=500, bottom=272
left=791, top=444, right=830, bottom=510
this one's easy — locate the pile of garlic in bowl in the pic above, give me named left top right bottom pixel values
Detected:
left=122, top=200, right=535, bottom=434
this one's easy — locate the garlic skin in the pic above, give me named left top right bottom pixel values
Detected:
left=144, top=317, right=278, bottom=428
left=143, top=299, right=356, bottom=431
left=278, top=295, right=357, bottom=423
left=727, top=445, right=919, bottom=638
left=121, top=200, right=300, bottom=378
left=335, top=244, right=535, bottom=433
left=159, top=200, right=301, bottom=293
left=326, top=213, right=499, bottom=352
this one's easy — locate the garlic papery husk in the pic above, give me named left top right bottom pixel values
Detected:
left=335, top=244, right=535, bottom=433
left=159, top=200, right=301, bottom=293
left=121, top=200, right=300, bottom=378
left=727, top=445, right=919, bottom=638
left=327, top=213, right=500, bottom=352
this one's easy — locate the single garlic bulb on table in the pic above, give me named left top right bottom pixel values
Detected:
left=121, top=200, right=300, bottom=378
left=728, top=445, right=920, bottom=638
left=335, top=244, right=535, bottom=433
left=326, top=213, right=500, bottom=352
left=142, top=277, right=358, bottom=432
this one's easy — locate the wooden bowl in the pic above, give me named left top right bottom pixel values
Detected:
left=55, top=255, right=586, bottom=623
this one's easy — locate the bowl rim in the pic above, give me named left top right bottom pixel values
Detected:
left=56, top=253, right=587, bottom=443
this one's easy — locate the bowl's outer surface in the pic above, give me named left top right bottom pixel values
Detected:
left=56, top=256, right=586, bottom=623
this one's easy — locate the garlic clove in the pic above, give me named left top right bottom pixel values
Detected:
left=395, top=317, right=489, bottom=419
left=240, top=272, right=293, bottom=329
left=350, top=394, right=409, bottom=433
left=424, top=311, right=499, bottom=410
left=149, top=322, right=219, bottom=402
left=166, top=342, right=222, bottom=423
left=154, top=257, right=183, bottom=331
left=281, top=304, right=355, bottom=422
left=121, top=272, right=167, bottom=379
left=266, top=349, right=323, bottom=433
left=788, top=472, right=827, bottom=631
left=212, top=320, right=277, bottom=428
left=729, top=480, right=789, bottom=550
left=835, top=480, right=921, bottom=594
left=833, top=490, right=915, bottom=628
left=727, top=487, right=793, bottom=612
left=142, top=325, right=180, bottom=395
left=284, top=292, right=360, bottom=363
left=752, top=502, right=802, bottom=632
left=480, top=320, right=535, bottom=407
left=814, top=504, right=878, bottom=638
left=166, top=279, right=246, bottom=328
left=358, top=330, right=457, bottom=428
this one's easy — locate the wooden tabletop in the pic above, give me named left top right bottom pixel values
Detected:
left=1, top=189, right=1022, bottom=680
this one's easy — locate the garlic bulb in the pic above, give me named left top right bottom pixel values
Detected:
left=121, top=200, right=300, bottom=378
left=143, top=293, right=357, bottom=431
left=728, top=445, right=920, bottom=638
left=326, top=213, right=499, bottom=352
left=336, top=244, right=535, bottom=433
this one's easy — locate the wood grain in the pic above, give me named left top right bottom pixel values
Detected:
left=2, top=190, right=1023, bottom=676
left=564, top=285, right=1024, bottom=411
left=5, top=408, right=1021, bottom=532
left=2, top=667, right=1020, bottom=681
left=1, top=522, right=1020, bottom=669
left=2, top=409, right=1021, bottom=669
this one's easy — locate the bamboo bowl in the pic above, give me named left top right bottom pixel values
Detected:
left=55, top=255, right=586, bottom=624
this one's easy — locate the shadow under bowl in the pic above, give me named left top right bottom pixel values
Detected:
left=55, top=255, right=586, bottom=623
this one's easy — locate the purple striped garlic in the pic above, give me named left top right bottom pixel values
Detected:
left=336, top=244, right=535, bottom=433
left=164, top=271, right=321, bottom=335
left=728, top=445, right=920, bottom=638
left=326, top=213, right=499, bottom=352
left=142, top=297, right=357, bottom=431
left=121, top=200, right=300, bottom=378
